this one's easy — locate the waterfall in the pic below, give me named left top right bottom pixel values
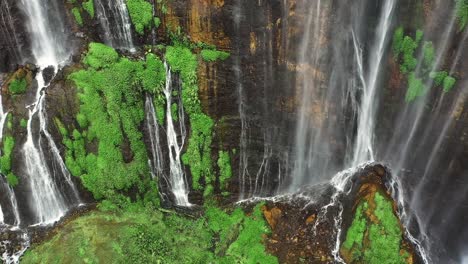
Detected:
left=289, top=0, right=327, bottom=191
left=162, top=63, right=190, bottom=206
left=20, top=0, right=80, bottom=225
left=145, top=95, right=169, bottom=202
left=95, top=0, right=135, bottom=52
left=233, top=0, right=250, bottom=199
left=351, top=0, right=396, bottom=166
left=0, top=1, right=23, bottom=63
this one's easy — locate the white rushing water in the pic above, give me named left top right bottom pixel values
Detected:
left=162, top=63, right=191, bottom=206
left=145, top=95, right=170, bottom=202
left=95, top=0, right=135, bottom=51
left=21, top=0, right=80, bottom=224
left=351, top=0, right=396, bottom=166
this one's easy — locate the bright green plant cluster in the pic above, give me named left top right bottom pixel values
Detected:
left=201, top=49, right=231, bottom=62
left=206, top=204, right=278, bottom=263
left=125, top=0, right=153, bottom=35
left=166, top=45, right=215, bottom=195
left=217, top=150, right=232, bottom=190
left=392, top=27, right=457, bottom=102
left=0, top=135, right=18, bottom=187
left=405, top=72, right=425, bottom=102
left=8, top=77, right=27, bottom=94
left=154, top=17, right=161, bottom=28
left=22, top=202, right=277, bottom=264
left=341, top=192, right=410, bottom=264
left=82, top=0, right=94, bottom=18
left=65, top=43, right=164, bottom=201
left=456, top=0, right=468, bottom=31
left=72, top=7, right=83, bottom=26
left=392, top=28, right=422, bottom=74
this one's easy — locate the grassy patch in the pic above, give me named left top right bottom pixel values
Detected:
left=21, top=203, right=277, bottom=264
left=201, top=49, right=230, bottom=62
left=82, top=0, right=95, bottom=18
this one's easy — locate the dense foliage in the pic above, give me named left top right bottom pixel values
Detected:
left=392, top=27, right=457, bottom=102
left=125, top=0, right=153, bottom=35
left=341, top=191, right=411, bottom=264
left=65, top=43, right=163, bottom=202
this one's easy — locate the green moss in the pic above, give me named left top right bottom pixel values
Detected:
left=125, top=0, right=153, bottom=35
left=72, top=7, right=83, bottom=27
left=392, top=27, right=404, bottom=57
left=341, top=191, right=410, bottom=264
left=200, top=49, right=230, bottom=62
left=443, top=76, right=456, bottom=92
left=217, top=151, right=232, bottom=190
left=405, top=72, right=425, bottom=102
left=0, top=136, right=15, bottom=178
left=154, top=17, right=161, bottom=28
left=171, top=103, right=178, bottom=121
left=8, top=77, right=27, bottom=94
left=393, top=28, right=457, bottom=102
left=6, top=173, right=18, bottom=188
left=22, top=202, right=277, bottom=264
left=456, top=0, right=468, bottom=31
left=430, top=71, right=448, bottom=86
left=422, top=41, right=435, bottom=71
left=82, top=0, right=95, bottom=18
left=20, top=119, right=28, bottom=128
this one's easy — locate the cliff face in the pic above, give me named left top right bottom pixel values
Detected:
left=0, top=0, right=467, bottom=262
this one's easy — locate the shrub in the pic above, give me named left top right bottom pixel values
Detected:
left=443, top=76, right=456, bottom=92
left=201, top=49, right=230, bottom=62
left=125, top=0, right=153, bottom=35
left=456, top=0, right=468, bottom=31
left=72, top=7, right=83, bottom=26
left=8, top=78, right=27, bottom=94
left=82, top=0, right=95, bottom=18
left=405, top=72, right=425, bottom=102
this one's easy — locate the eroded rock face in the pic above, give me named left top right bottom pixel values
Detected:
left=260, top=165, right=422, bottom=264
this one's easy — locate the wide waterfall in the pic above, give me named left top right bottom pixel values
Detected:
left=0, top=0, right=467, bottom=263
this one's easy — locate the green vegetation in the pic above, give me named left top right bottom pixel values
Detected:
left=8, top=77, right=27, bottom=94
left=201, top=49, right=230, bottom=62
left=341, top=191, right=411, bottom=264
left=455, top=0, right=468, bottom=31
left=166, top=45, right=215, bottom=195
left=72, top=7, right=83, bottom=27
left=154, top=17, right=161, bottom=29
left=0, top=136, right=18, bottom=187
left=82, top=0, right=95, bottom=18
left=392, top=28, right=457, bottom=102
left=65, top=43, right=164, bottom=202
left=217, top=151, right=232, bottom=190
left=21, top=203, right=277, bottom=264
left=125, top=0, right=153, bottom=35
left=443, top=76, right=457, bottom=92
left=405, top=72, right=425, bottom=102
left=20, top=119, right=27, bottom=128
